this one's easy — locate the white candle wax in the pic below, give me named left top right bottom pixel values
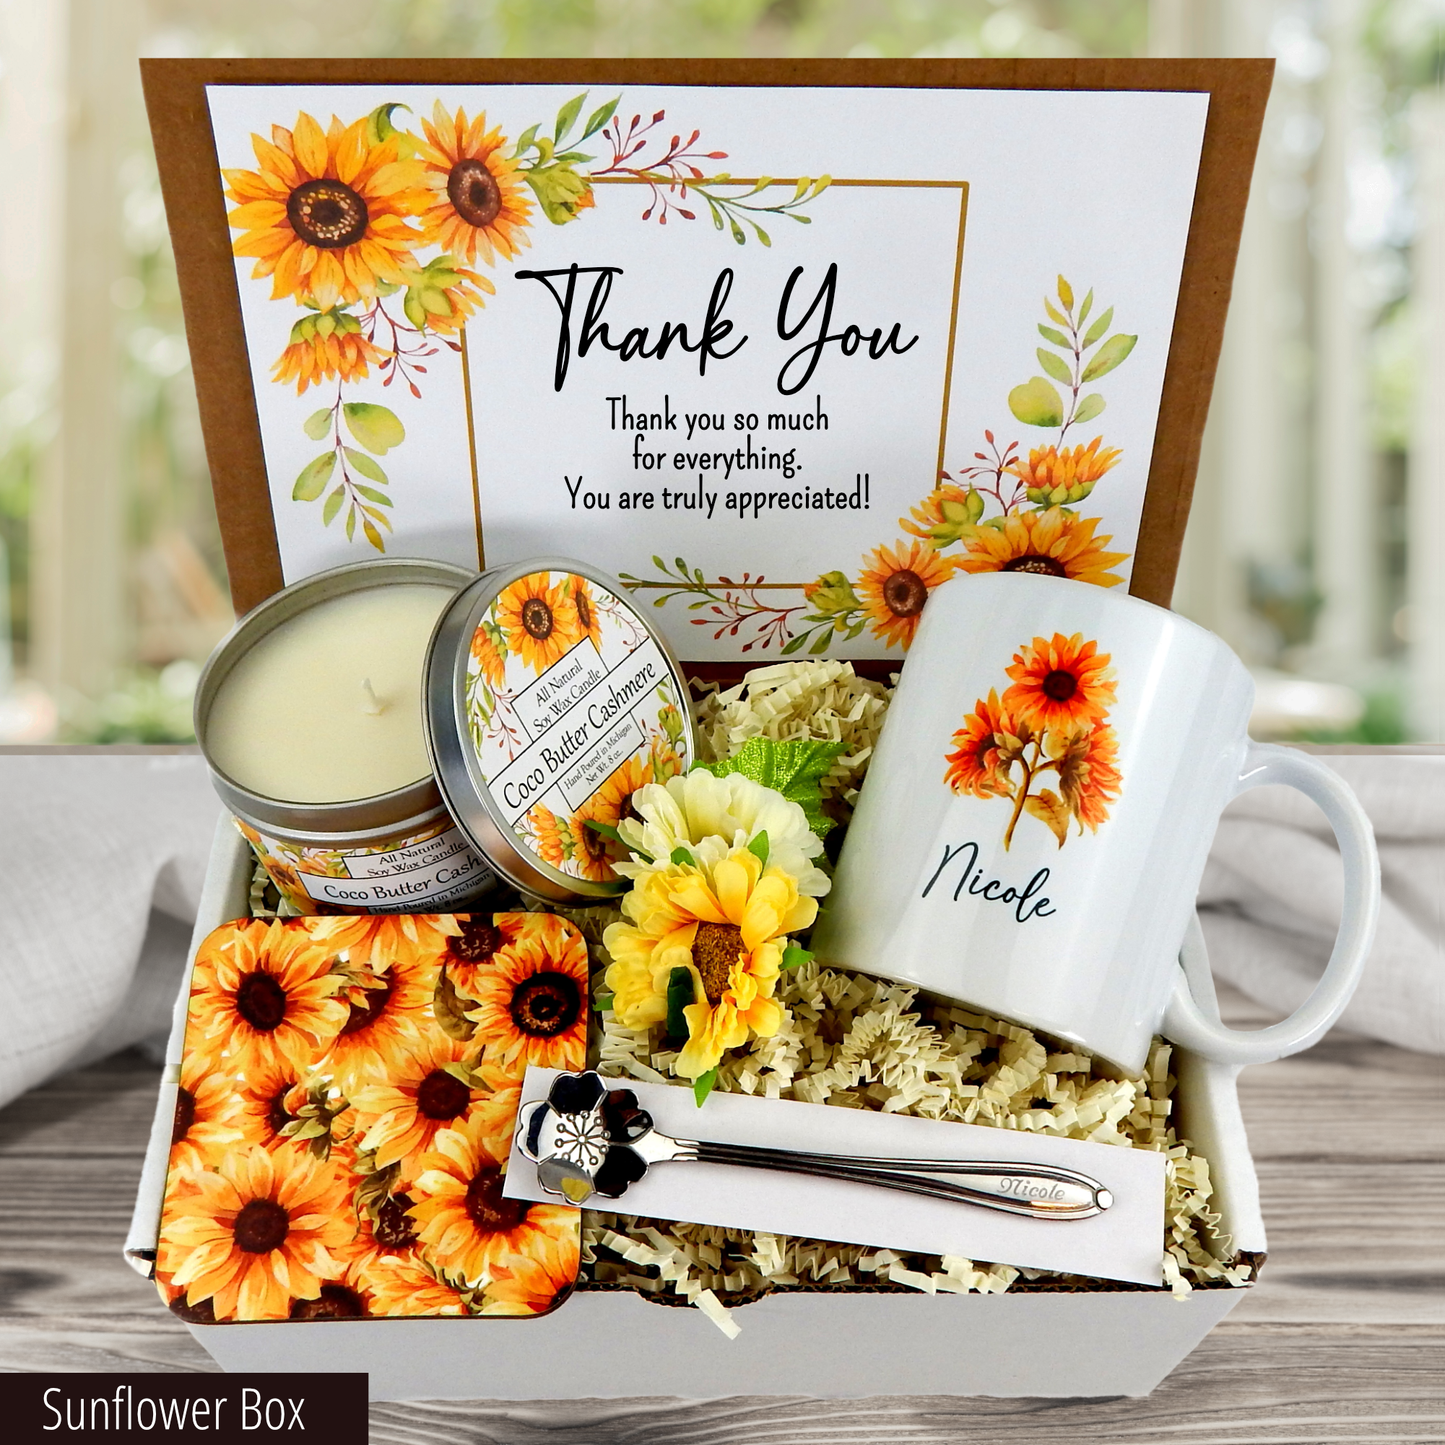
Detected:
left=206, top=583, right=452, bottom=804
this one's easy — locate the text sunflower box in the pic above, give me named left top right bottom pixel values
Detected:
left=126, top=817, right=1264, bottom=1401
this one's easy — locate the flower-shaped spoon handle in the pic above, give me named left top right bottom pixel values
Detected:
left=518, top=1072, right=1112, bottom=1220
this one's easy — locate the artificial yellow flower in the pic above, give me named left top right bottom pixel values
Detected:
left=615, top=768, right=830, bottom=897
left=603, top=848, right=816, bottom=1079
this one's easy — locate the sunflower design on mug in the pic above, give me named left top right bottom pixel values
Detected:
left=944, top=632, right=1122, bottom=849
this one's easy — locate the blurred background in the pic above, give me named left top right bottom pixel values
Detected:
left=0, top=0, right=1439, bottom=743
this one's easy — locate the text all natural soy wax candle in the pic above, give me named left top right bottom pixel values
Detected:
left=196, top=559, right=498, bottom=914
left=424, top=557, right=696, bottom=902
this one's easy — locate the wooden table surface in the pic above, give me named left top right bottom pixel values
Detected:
left=1, top=984, right=1440, bottom=1443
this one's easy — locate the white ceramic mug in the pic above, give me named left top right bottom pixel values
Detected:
left=812, top=571, right=1380, bottom=1076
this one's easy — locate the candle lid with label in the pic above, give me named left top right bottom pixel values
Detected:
left=424, top=557, right=696, bottom=903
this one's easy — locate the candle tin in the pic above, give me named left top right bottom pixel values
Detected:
left=424, top=556, right=696, bottom=903
left=195, top=559, right=500, bottom=915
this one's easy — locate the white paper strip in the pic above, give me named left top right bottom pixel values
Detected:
left=505, top=1068, right=1165, bottom=1287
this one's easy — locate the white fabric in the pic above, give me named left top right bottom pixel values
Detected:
left=0, top=750, right=1438, bottom=1115
left=1198, top=753, right=1445, bottom=1057
left=0, top=752, right=219, bottom=1110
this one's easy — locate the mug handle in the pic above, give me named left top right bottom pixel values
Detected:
left=1160, top=742, right=1380, bottom=1067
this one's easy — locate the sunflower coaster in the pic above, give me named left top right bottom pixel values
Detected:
left=156, top=913, right=587, bottom=1324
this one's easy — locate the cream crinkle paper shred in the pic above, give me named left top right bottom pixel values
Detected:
left=595, top=953, right=1251, bottom=1336
left=693, top=659, right=891, bottom=816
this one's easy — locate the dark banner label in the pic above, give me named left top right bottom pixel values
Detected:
left=6, top=1374, right=367, bottom=1443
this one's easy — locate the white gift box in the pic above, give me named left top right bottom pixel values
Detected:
left=125, top=817, right=1263, bottom=1401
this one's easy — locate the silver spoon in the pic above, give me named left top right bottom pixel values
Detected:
left=516, top=1071, right=1113, bottom=1220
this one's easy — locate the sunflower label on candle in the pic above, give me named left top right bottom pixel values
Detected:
left=462, top=567, right=689, bottom=888
left=237, top=817, right=496, bottom=914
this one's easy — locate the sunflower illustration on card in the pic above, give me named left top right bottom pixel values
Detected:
left=205, top=82, right=1210, bottom=659
left=156, top=913, right=586, bottom=1323
left=943, top=632, right=1122, bottom=850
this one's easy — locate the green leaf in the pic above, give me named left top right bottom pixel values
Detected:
left=1072, top=393, right=1106, bottom=426
left=353, top=484, right=393, bottom=507
left=1037, top=324, right=1071, bottom=349
left=1082, top=306, right=1115, bottom=349
left=580, top=96, right=619, bottom=140
left=303, top=408, right=332, bottom=441
left=700, top=737, right=844, bottom=839
left=747, top=830, right=770, bottom=868
left=1080, top=333, right=1137, bottom=383
left=554, top=92, right=585, bottom=144
left=1078, top=288, right=1093, bottom=325
left=583, top=816, right=624, bottom=846
left=665, top=966, right=695, bottom=1040
left=693, top=1068, right=719, bottom=1108
left=321, top=485, right=345, bottom=526
left=293, top=452, right=336, bottom=501
left=342, top=402, right=405, bottom=455
left=1057, top=275, right=1074, bottom=311
left=512, top=123, right=540, bottom=159
left=343, top=446, right=389, bottom=485
left=729, top=215, right=746, bottom=246
left=365, top=102, right=408, bottom=146
left=670, top=845, right=696, bottom=867
left=1036, top=347, right=1073, bottom=385
left=781, top=944, right=814, bottom=971
left=403, top=290, right=426, bottom=328
left=1008, top=376, right=1065, bottom=429
left=594, top=993, right=614, bottom=1012
left=433, top=969, right=477, bottom=1042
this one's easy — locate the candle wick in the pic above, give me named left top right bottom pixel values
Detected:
left=360, top=678, right=384, bottom=715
